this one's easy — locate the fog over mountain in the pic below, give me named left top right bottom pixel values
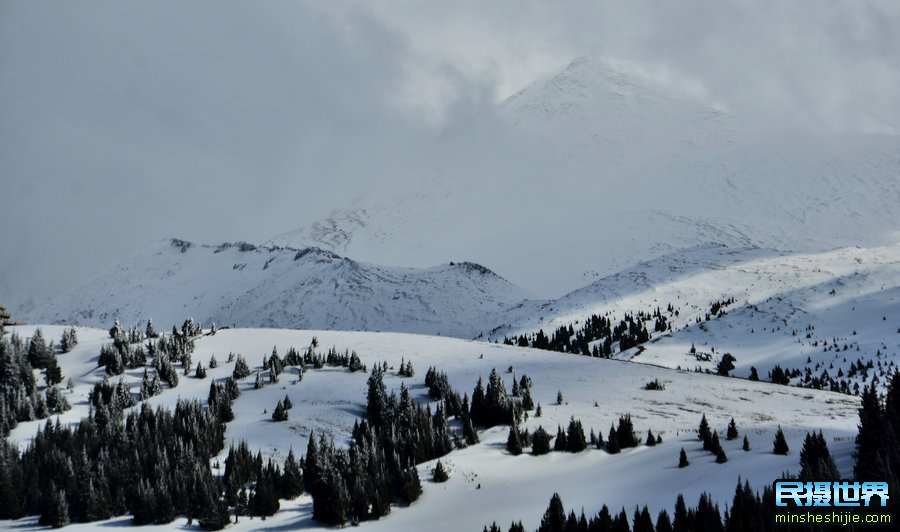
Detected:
left=2, top=0, right=899, bottom=308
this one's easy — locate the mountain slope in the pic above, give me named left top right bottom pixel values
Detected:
left=4, top=325, right=861, bottom=530
left=24, top=239, right=529, bottom=337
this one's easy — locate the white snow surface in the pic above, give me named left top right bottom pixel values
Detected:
left=5, top=325, right=861, bottom=531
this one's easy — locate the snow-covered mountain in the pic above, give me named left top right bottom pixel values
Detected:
left=266, top=57, right=900, bottom=297
left=24, top=239, right=529, bottom=338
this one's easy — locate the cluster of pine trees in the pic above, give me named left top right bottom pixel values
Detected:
left=221, top=440, right=302, bottom=522
left=487, top=477, right=824, bottom=532
left=503, top=305, right=671, bottom=358
left=490, top=371, right=900, bottom=532
left=508, top=413, right=651, bottom=457
left=854, top=375, right=900, bottom=515
left=0, top=396, right=232, bottom=528
left=0, top=328, right=71, bottom=437
left=297, top=366, right=457, bottom=525
left=503, top=307, right=674, bottom=357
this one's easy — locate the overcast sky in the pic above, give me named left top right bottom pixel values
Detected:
left=1, top=0, right=899, bottom=309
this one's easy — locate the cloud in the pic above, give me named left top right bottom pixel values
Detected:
left=366, top=0, right=900, bottom=131
left=0, top=0, right=443, bottom=307
left=1, top=0, right=898, bottom=309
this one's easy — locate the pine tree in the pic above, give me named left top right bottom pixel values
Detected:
left=773, top=426, right=790, bottom=455
left=281, top=448, right=304, bottom=499
left=656, top=509, right=673, bottom=532
left=616, top=414, right=638, bottom=448
left=432, top=460, right=450, bottom=482
left=678, top=448, right=689, bottom=468
left=43, top=355, right=63, bottom=387
left=554, top=426, right=568, bottom=452
left=28, top=328, right=52, bottom=369
left=799, top=431, right=840, bottom=480
left=532, top=426, right=552, bottom=456
left=507, top=425, right=523, bottom=455
left=566, top=418, right=587, bottom=452
left=742, top=435, right=750, bottom=452
left=40, top=484, right=70, bottom=528
left=715, top=447, right=728, bottom=464
left=855, top=383, right=888, bottom=480
left=508, top=521, right=526, bottom=532
left=272, top=400, right=288, bottom=422
left=232, top=355, right=251, bottom=380
left=606, top=425, right=621, bottom=454
left=698, top=414, right=712, bottom=449
left=673, top=494, right=689, bottom=532
left=726, top=418, right=738, bottom=440
left=634, top=505, right=654, bottom=532
left=538, top=493, right=566, bottom=532
left=252, top=470, right=280, bottom=518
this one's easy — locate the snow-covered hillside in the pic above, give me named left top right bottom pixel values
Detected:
left=492, top=243, right=900, bottom=394
left=5, top=324, right=861, bottom=531
left=24, top=239, right=529, bottom=338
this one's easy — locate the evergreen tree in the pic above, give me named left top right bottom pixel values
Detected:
left=715, top=447, right=728, bottom=464
left=726, top=418, right=738, bottom=440
left=742, top=435, right=750, bottom=452
left=554, top=426, right=568, bottom=452
left=698, top=414, right=712, bottom=449
left=634, top=505, right=653, bottom=532
left=432, top=460, right=450, bottom=482
left=272, top=400, right=288, bottom=421
left=39, top=485, right=69, bottom=529
left=367, top=367, right=389, bottom=427
left=656, top=509, right=673, bottom=532
left=508, top=521, right=526, bottom=532
left=772, top=426, right=789, bottom=455
left=43, top=355, right=63, bottom=388
left=281, top=448, right=304, bottom=499
left=232, top=355, right=251, bottom=380
left=855, top=383, right=888, bottom=480
left=252, top=469, right=280, bottom=518
left=539, top=493, right=566, bottom=532
left=613, top=508, right=630, bottom=532
left=616, top=414, right=638, bottom=448
left=28, top=328, right=52, bottom=369
left=673, top=494, right=689, bottom=532
left=678, top=448, right=689, bottom=468
left=507, top=425, right=523, bottom=455
left=606, top=425, right=621, bottom=454
left=799, top=431, right=840, bottom=480
left=566, top=418, right=587, bottom=452
left=532, top=426, right=552, bottom=456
